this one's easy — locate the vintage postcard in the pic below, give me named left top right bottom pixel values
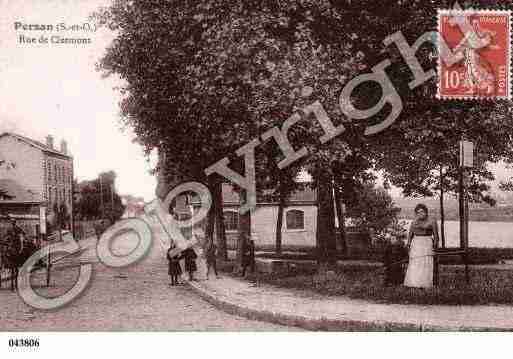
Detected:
left=2, top=1, right=513, bottom=356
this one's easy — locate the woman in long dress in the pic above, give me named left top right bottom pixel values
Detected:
left=404, top=204, right=439, bottom=288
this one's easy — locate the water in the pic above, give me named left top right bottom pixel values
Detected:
left=401, top=220, right=513, bottom=248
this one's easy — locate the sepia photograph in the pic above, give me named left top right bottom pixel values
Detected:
left=2, top=0, right=513, bottom=356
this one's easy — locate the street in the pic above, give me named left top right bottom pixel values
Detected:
left=0, top=232, right=293, bottom=331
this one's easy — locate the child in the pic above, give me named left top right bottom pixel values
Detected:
left=383, top=234, right=408, bottom=286
left=206, top=242, right=219, bottom=279
left=181, top=247, right=197, bottom=281
left=167, top=246, right=182, bottom=286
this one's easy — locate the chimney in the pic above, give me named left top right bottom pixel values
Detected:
left=46, top=135, right=54, bottom=149
left=60, top=140, right=68, bottom=155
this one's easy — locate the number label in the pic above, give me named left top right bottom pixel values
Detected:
left=8, top=338, right=40, bottom=348
left=444, top=70, right=461, bottom=89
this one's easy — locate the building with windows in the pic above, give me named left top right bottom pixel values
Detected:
left=121, top=195, right=145, bottom=218
left=0, top=132, right=74, bottom=229
left=222, top=184, right=317, bottom=247
left=202, top=184, right=318, bottom=248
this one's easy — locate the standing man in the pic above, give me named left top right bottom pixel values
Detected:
left=6, top=216, right=25, bottom=291
left=7, top=216, right=24, bottom=254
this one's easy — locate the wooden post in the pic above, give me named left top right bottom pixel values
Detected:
left=458, top=165, right=465, bottom=250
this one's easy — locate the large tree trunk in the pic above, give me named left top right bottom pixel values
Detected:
left=275, top=188, right=286, bottom=255
left=206, top=178, right=216, bottom=247
left=213, top=181, right=228, bottom=260
left=236, top=190, right=252, bottom=272
left=439, top=165, right=446, bottom=248
left=334, top=183, right=347, bottom=256
left=316, top=176, right=337, bottom=270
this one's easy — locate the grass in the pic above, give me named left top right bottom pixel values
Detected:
left=240, top=264, right=513, bottom=306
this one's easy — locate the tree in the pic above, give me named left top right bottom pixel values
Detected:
left=74, top=171, right=125, bottom=221
left=96, top=0, right=513, bottom=270
left=331, top=134, right=377, bottom=254
left=329, top=0, right=513, bottom=241
left=74, top=183, right=101, bottom=220
left=100, top=194, right=126, bottom=223
left=346, top=183, right=401, bottom=234
left=258, top=139, right=304, bottom=254
left=95, top=0, right=363, bottom=269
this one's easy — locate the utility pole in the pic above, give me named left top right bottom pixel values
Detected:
left=459, top=137, right=472, bottom=284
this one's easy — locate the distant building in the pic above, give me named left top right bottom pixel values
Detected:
left=190, top=183, right=318, bottom=248
left=221, top=184, right=318, bottom=247
left=0, top=132, right=74, bottom=229
left=121, top=195, right=145, bottom=218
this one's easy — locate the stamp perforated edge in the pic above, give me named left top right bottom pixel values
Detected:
left=436, top=8, right=512, bottom=101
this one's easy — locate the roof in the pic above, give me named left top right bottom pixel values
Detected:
left=0, top=132, right=72, bottom=159
left=192, top=183, right=317, bottom=206
left=0, top=179, right=42, bottom=203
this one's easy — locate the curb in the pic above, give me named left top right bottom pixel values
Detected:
left=187, top=280, right=418, bottom=331
left=187, top=280, right=513, bottom=331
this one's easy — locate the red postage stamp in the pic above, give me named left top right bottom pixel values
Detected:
left=438, top=9, right=511, bottom=100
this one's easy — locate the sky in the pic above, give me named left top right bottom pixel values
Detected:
left=0, top=0, right=157, bottom=201
left=1, top=1, right=512, bottom=203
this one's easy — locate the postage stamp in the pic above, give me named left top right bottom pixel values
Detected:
left=438, top=9, right=511, bottom=100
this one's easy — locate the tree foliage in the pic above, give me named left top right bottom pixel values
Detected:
left=346, top=183, right=401, bottom=234
left=74, top=171, right=125, bottom=222
left=95, top=0, right=513, bottom=266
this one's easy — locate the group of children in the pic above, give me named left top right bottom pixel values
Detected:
left=166, top=241, right=220, bottom=286
left=166, top=236, right=256, bottom=286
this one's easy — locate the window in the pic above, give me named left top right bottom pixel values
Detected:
left=223, top=210, right=239, bottom=232
left=286, top=209, right=305, bottom=230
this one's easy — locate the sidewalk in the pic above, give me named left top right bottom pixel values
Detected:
left=188, top=274, right=513, bottom=331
